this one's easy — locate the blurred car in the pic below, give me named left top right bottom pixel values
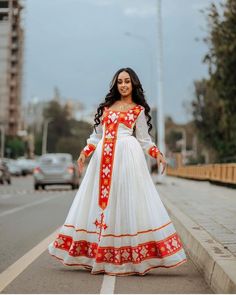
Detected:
left=33, top=153, right=80, bottom=190
left=16, top=158, right=38, bottom=176
left=0, top=159, right=11, bottom=184
left=6, top=159, right=22, bottom=176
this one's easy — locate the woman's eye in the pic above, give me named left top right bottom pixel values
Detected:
left=117, top=80, right=130, bottom=84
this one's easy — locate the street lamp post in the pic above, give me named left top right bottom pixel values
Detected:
left=124, top=32, right=155, bottom=101
left=181, top=128, right=187, bottom=165
left=42, top=118, right=53, bottom=155
left=0, top=125, right=5, bottom=159
left=124, top=31, right=156, bottom=171
left=124, top=32, right=155, bottom=99
left=156, top=0, right=166, bottom=177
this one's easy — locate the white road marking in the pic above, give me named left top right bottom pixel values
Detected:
left=0, top=194, right=12, bottom=200
left=0, top=189, right=33, bottom=199
left=0, top=211, right=116, bottom=294
left=0, top=228, right=60, bottom=293
left=0, top=193, right=67, bottom=218
left=100, top=275, right=116, bottom=294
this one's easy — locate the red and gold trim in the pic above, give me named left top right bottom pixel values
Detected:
left=119, top=106, right=143, bottom=128
left=99, top=105, right=143, bottom=211
left=81, top=143, right=96, bottom=158
left=102, top=105, right=142, bottom=126
left=53, top=232, right=184, bottom=265
left=99, top=112, right=119, bottom=210
left=148, top=146, right=161, bottom=158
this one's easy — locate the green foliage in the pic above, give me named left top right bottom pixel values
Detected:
left=56, top=136, right=86, bottom=159
left=34, top=132, right=43, bottom=156
left=166, top=130, right=182, bottom=153
left=192, top=1, right=236, bottom=163
left=186, top=155, right=206, bottom=165
left=43, top=101, right=71, bottom=152
left=5, top=136, right=25, bottom=158
left=42, top=100, right=93, bottom=158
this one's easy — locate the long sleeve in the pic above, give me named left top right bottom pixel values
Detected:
left=135, top=109, right=162, bottom=159
left=81, top=122, right=103, bottom=158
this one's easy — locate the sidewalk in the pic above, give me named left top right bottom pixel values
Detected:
left=153, top=175, right=236, bottom=294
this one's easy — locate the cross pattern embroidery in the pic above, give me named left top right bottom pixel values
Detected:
left=94, top=213, right=108, bottom=242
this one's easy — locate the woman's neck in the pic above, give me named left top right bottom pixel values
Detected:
left=120, top=95, right=133, bottom=104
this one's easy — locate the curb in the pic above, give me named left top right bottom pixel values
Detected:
left=159, top=191, right=236, bottom=294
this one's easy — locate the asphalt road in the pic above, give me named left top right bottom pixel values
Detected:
left=0, top=175, right=213, bottom=294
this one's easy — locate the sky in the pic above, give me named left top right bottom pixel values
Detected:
left=23, top=0, right=223, bottom=124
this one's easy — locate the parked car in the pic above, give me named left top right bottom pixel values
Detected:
left=6, top=159, right=22, bottom=176
left=16, top=158, right=38, bottom=176
left=0, top=159, right=11, bottom=184
left=33, top=153, right=80, bottom=190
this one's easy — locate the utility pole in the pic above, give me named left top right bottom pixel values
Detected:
left=42, top=118, right=52, bottom=155
left=0, top=125, right=5, bottom=159
left=156, top=0, right=166, bottom=176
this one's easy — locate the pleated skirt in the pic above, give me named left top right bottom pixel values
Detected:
left=48, top=135, right=187, bottom=275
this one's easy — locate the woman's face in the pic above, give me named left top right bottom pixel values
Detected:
left=117, top=71, right=133, bottom=98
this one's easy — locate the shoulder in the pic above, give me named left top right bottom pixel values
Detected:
left=135, top=104, right=145, bottom=111
left=134, top=104, right=144, bottom=111
left=135, top=105, right=145, bottom=116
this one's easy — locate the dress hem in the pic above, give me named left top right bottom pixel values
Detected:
left=48, top=252, right=187, bottom=276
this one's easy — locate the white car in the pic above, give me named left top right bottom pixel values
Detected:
left=16, top=158, right=38, bottom=176
left=7, top=160, right=22, bottom=176
left=33, top=153, right=80, bottom=190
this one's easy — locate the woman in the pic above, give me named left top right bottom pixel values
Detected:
left=48, top=67, right=187, bottom=276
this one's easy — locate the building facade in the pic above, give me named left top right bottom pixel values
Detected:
left=0, top=0, right=24, bottom=136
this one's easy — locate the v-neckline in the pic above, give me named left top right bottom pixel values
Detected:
left=105, top=104, right=139, bottom=113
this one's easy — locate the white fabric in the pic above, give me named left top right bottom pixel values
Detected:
left=48, top=108, right=187, bottom=275
left=86, top=121, right=103, bottom=147
left=135, top=109, right=158, bottom=155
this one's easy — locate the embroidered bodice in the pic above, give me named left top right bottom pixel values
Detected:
left=81, top=104, right=161, bottom=159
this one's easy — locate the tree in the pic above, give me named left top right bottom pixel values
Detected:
left=191, top=0, right=236, bottom=162
left=5, top=136, right=25, bottom=158
left=43, top=100, right=72, bottom=152
left=42, top=100, right=93, bottom=158
left=166, top=130, right=182, bottom=153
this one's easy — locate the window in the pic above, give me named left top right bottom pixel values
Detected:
left=0, top=1, right=8, bottom=9
left=0, top=12, right=8, bottom=21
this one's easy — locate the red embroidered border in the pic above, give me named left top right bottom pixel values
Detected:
left=148, top=146, right=161, bottom=158
left=99, top=113, right=119, bottom=210
left=81, top=143, right=96, bottom=157
left=53, top=232, right=184, bottom=265
left=99, top=105, right=143, bottom=211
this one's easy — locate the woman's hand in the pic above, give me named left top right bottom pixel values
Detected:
left=77, top=153, right=86, bottom=174
left=157, top=152, right=167, bottom=174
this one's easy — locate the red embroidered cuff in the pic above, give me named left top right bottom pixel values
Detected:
left=148, top=146, right=161, bottom=158
left=81, top=144, right=96, bottom=157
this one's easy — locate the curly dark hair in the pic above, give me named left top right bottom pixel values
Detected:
left=93, top=67, right=153, bottom=135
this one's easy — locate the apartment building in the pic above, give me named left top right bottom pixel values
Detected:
left=0, top=0, right=24, bottom=136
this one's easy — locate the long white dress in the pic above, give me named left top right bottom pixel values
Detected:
left=48, top=104, right=187, bottom=276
